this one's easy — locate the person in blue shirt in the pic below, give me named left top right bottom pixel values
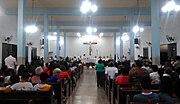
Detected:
left=133, top=76, right=159, bottom=103
left=49, top=68, right=61, bottom=83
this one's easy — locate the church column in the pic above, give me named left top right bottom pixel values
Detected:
left=44, top=12, right=49, bottom=63
left=56, top=28, right=60, bottom=57
left=17, top=0, right=25, bottom=65
left=130, top=14, right=135, bottom=62
left=151, top=0, right=160, bottom=65
left=114, top=32, right=116, bottom=62
left=64, top=32, right=67, bottom=58
left=120, top=31, right=123, bottom=62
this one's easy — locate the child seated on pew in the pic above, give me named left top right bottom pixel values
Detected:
left=5, top=72, right=33, bottom=92
left=34, top=72, right=51, bottom=91
left=133, top=76, right=159, bottom=103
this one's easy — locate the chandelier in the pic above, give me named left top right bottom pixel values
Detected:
left=80, top=0, right=98, bottom=14
left=161, top=0, right=180, bottom=12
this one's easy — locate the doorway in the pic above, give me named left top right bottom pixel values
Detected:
left=160, top=43, right=177, bottom=65
left=143, top=47, right=148, bottom=59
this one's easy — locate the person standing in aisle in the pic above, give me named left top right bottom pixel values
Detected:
left=95, top=59, right=105, bottom=87
left=105, top=61, right=118, bottom=89
left=4, top=53, right=17, bottom=74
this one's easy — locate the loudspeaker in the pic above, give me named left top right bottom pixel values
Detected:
left=134, top=38, right=139, bottom=44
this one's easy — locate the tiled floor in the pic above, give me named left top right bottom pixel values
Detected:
left=68, top=69, right=109, bottom=104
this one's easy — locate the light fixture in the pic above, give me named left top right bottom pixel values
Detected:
left=121, top=33, right=129, bottom=41
left=139, top=27, right=144, bottom=32
left=86, top=26, right=93, bottom=34
left=161, top=1, right=180, bottom=12
left=132, top=25, right=144, bottom=33
left=77, top=32, right=81, bottom=37
left=25, top=25, right=38, bottom=33
left=86, top=26, right=98, bottom=34
left=81, top=1, right=98, bottom=35
left=132, top=0, right=144, bottom=34
left=80, top=0, right=98, bottom=14
left=133, top=25, right=140, bottom=33
left=80, top=0, right=91, bottom=14
left=93, top=27, right=97, bottom=32
left=54, top=32, right=57, bottom=35
left=91, top=4, right=98, bottom=13
left=175, top=5, right=180, bottom=11
left=99, top=32, right=103, bottom=37
left=25, top=0, right=38, bottom=33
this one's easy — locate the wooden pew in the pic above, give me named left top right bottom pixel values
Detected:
left=129, top=101, right=168, bottom=104
left=114, top=83, right=133, bottom=104
left=0, top=90, right=53, bottom=104
left=49, top=82, right=62, bottom=104
left=116, top=86, right=159, bottom=104
left=105, top=76, right=115, bottom=104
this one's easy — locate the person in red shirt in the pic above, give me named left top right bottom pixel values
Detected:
left=43, top=63, right=49, bottom=73
left=58, top=65, right=70, bottom=80
left=115, top=67, right=129, bottom=84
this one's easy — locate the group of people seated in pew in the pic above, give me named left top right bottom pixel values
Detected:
left=0, top=57, right=81, bottom=93
left=1, top=72, right=51, bottom=92
left=96, top=55, right=180, bottom=104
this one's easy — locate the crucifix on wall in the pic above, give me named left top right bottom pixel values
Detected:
left=83, top=41, right=97, bottom=56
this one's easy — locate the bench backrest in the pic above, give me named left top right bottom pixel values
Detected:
left=0, top=90, right=53, bottom=104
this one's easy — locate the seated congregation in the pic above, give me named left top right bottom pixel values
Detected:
left=0, top=57, right=82, bottom=104
left=96, top=55, right=180, bottom=104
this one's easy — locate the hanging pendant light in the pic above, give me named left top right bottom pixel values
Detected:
left=25, top=25, right=38, bottom=33
left=132, top=0, right=144, bottom=34
left=80, top=0, right=98, bottom=14
left=161, top=0, right=180, bottom=12
left=25, top=0, right=38, bottom=33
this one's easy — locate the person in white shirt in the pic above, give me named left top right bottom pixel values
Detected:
left=149, top=65, right=160, bottom=84
left=105, top=61, right=118, bottom=89
left=4, top=54, right=17, bottom=69
left=105, top=62, right=118, bottom=79
left=5, top=72, right=33, bottom=92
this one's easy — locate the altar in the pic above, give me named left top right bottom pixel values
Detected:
left=83, top=58, right=97, bottom=69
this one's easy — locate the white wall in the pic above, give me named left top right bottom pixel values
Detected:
left=47, top=35, right=114, bottom=58
left=26, top=31, right=43, bottom=57
left=138, top=27, right=152, bottom=59
left=138, top=12, right=180, bottom=59
left=160, top=13, right=180, bottom=55
left=0, top=15, right=17, bottom=66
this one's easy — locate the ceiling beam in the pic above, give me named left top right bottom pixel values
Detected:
left=36, top=21, right=151, bottom=26
left=41, top=29, right=130, bottom=33
left=5, top=8, right=151, bottom=16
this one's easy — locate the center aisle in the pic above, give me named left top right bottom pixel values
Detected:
left=68, top=69, right=109, bottom=104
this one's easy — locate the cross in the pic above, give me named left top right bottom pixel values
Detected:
left=83, top=41, right=97, bottom=56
